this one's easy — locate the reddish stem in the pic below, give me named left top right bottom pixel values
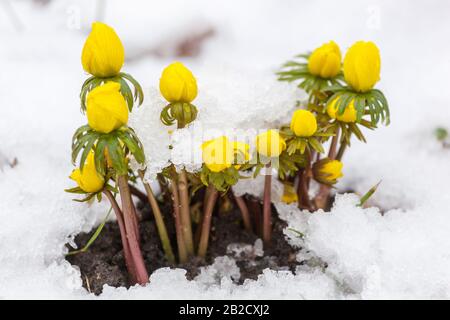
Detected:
left=248, top=196, right=262, bottom=237
left=233, top=191, right=253, bottom=234
left=262, top=164, right=272, bottom=246
left=314, top=128, right=341, bottom=210
left=170, top=178, right=188, bottom=263
left=103, top=190, right=137, bottom=284
left=117, top=175, right=149, bottom=285
left=197, top=185, right=218, bottom=258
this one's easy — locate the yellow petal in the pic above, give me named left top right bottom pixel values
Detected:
left=290, top=110, right=317, bottom=137
left=308, top=41, right=341, bottom=78
left=70, top=152, right=105, bottom=193
left=256, top=130, right=286, bottom=158
left=321, top=160, right=343, bottom=181
left=159, top=62, right=198, bottom=103
left=343, top=41, right=380, bottom=92
left=327, top=98, right=357, bottom=123
left=201, top=136, right=234, bottom=172
left=86, top=82, right=128, bottom=133
left=81, top=22, right=125, bottom=78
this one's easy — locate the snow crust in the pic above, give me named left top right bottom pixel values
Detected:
left=1, top=0, right=450, bottom=299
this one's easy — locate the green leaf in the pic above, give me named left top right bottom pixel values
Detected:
left=79, top=135, right=97, bottom=171
left=106, top=136, right=127, bottom=175
left=66, top=206, right=113, bottom=256
left=309, top=138, right=325, bottom=153
left=94, top=137, right=107, bottom=176
left=358, top=181, right=381, bottom=207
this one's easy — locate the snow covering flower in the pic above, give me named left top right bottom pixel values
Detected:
left=327, top=97, right=357, bottom=123
left=308, top=41, right=341, bottom=78
left=256, top=130, right=286, bottom=158
left=69, top=152, right=105, bottom=193
left=81, top=22, right=125, bottom=78
left=159, top=62, right=198, bottom=103
left=343, top=41, right=380, bottom=93
left=313, top=158, right=343, bottom=185
left=201, top=136, right=234, bottom=173
left=86, top=82, right=128, bottom=133
left=290, top=110, right=317, bottom=137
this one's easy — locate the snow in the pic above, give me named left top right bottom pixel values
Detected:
left=1, top=0, right=450, bottom=299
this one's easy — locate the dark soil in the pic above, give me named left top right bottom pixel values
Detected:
left=66, top=195, right=300, bottom=295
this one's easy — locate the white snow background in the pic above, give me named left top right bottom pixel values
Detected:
left=0, top=0, right=450, bottom=299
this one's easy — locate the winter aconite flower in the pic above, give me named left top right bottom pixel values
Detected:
left=256, top=130, right=286, bottom=158
left=282, top=183, right=298, bottom=204
left=308, top=41, right=341, bottom=78
left=70, top=152, right=105, bottom=193
left=290, top=110, right=317, bottom=137
left=313, top=158, right=343, bottom=185
left=327, top=98, right=357, bottom=123
left=160, top=62, right=198, bottom=103
left=343, top=41, right=381, bottom=92
left=81, top=22, right=125, bottom=78
left=201, top=136, right=234, bottom=173
left=86, top=82, right=128, bottom=133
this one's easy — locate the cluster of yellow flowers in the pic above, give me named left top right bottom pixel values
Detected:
left=276, top=39, right=388, bottom=209
left=65, top=21, right=390, bottom=284
left=68, top=22, right=150, bottom=285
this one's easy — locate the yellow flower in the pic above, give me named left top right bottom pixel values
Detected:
left=313, top=158, right=343, bottom=185
left=159, top=62, right=198, bottom=103
left=343, top=41, right=381, bottom=92
left=70, top=152, right=105, bottom=193
left=233, top=141, right=250, bottom=169
left=320, top=160, right=343, bottom=181
left=308, top=41, right=341, bottom=78
left=290, top=110, right=317, bottom=137
left=256, top=130, right=286, bottom=158
left=282, top=183, right=298, bottom=204
left=327, top=98, right=357, bottom=123
left=86, top=82, right=128, bottom=133
left=201, top=136, right=234, bottom=173
left=81, top=22, right=125, bottom=78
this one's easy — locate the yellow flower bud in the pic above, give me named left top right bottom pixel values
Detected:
left=86, top=82, right=128, bottom=134
left=282, top=183, right=298, bottom=204
left=159, top=62, right=198, bottom=103
left=256, top=130, right=286, bottom=158
left=308, top=41, right=341, bottom=78
left=233, top=141, right=250, bottom=170
left=201, top=136, right=234, bottom=173
left=313, top=158, right=343, bottom=185
left=70, top=152, right=105, bottom=193
left=81, top=22, right=125, bottom=78
left=343, top=41, right=381, bottom=92
left=326, top=98, right=357, bottom=123
left=290, top=110, right=317, bottom=137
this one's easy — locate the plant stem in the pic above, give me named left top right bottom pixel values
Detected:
left=128, top=183, right=148, bottom=204
left=314, top=128, right=341, bottom=210
left=103, top=190, right=137, bottom=284
left=178, top=169, right=194, bottom=256
left=262, top=163, right=272, bottom=246
left=328, top=128, right=340, bottom=159
left=336, top=141, right=348, bottom=161
left=297, top=152, right=313, bottom=210
left=138, top=170, right=175, bottom=264
left=232, top=190, right=253, bottom=233
left=197, top=184, right=218, bottom=259
left=170, top=177, right=188, bottom=263
left=117, top=175, right=149, bottom=285
left=248, top=196, right=262, bottom=237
